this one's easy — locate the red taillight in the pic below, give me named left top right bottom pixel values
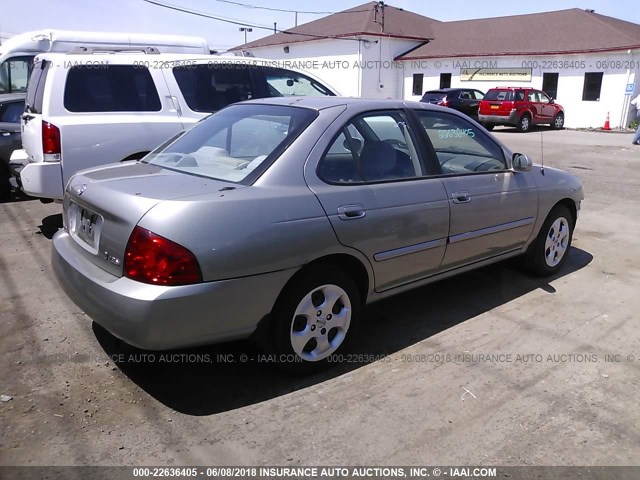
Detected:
left=124, top=226, right=202, bottom=286
left=437, top=99, right=449, bottom=106
left=42, top=121, right=61, bottom=155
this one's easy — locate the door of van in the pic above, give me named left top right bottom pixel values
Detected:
left=21, top=59, right=49, bottom=164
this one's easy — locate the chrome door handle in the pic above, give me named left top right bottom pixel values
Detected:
left=337, top=204, right=366, bottom=220
left=451, top=191, right=472, bottom=204
left=167, top=96, right=182, bottom=116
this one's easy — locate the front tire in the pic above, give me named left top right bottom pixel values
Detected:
left=272, top=265, right=361, bottom=374
left=524, top=205, right=573, bottom=276
left=552, top=112, right=565, bottom=130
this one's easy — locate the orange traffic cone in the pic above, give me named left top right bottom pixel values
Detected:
left=603, top=112, right=611, bottom=131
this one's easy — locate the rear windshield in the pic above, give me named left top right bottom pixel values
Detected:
left=421, top=92, right=447, bottom=102
left=484, top=90, right=515, bottom=101
left=143, top=104, right=317, bottom=183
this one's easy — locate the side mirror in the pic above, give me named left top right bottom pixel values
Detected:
left=512, top=153, right=532, bottom=172
left=549, top=98, right=555, bottom=104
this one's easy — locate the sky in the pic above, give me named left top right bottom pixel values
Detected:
left=1, top=0, right=639, bottom=50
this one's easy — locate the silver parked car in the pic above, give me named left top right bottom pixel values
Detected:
left=52, top=97, right=584, bottom=372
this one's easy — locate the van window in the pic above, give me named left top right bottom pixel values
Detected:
left=0, top=56, right=34, bottom=95
left=64, top=66, right=161, bottom=112
left=262, top=67, right=334, bottom=97
left=25, top=61, right=50, bottom=114
left=173, top=64, right=254, bottom=112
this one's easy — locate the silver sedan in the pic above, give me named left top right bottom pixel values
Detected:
left=52, top=97, right=584, bottom=372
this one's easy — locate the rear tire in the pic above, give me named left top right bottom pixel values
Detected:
left=271, top=265, right=361, bottom=374
left=517, top=114, right=532, bottom=132
left=483, top=124, right=495, bottom=131
left=523, top=205, right=573, bottom=276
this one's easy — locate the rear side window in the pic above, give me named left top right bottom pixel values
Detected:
left=262, top=67, right=334, bottom=97
left=318, top=111, right=424, bottom=184
left=173, top=64, right=254, bottom=112
left=25, top=61, right=50, bottom=114
left=484, top=90, right=513, bottom=101
left=64, top=66, right=161, bottom=112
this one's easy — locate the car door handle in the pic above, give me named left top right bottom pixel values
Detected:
left=451, top=191, right=472, bottom=204
left=167, top=96, right=182, bottom=116
left=337, top=204, right=366, bottom=220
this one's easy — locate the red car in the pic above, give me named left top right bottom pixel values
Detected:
left=478, top=87, right=565, bottom=132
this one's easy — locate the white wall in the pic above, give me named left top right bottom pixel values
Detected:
left=245, top=36, right=422, bottom=99
left=401, top=51, right=640, bottom=129
left=245, top=39, right=362, bottom=97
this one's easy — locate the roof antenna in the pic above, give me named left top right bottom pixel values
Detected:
left=540, top=130, right=545, bottom=175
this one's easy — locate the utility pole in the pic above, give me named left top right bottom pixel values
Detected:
left=274, top=22, right=277, bottom=34
left=295, top=11, right=298, bottom=27
left=239, top=27, right=252, bottom=44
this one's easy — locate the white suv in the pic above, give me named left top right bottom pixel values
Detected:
left=18, top=51, right=339, bottom=200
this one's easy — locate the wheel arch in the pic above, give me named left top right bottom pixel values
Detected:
left=552, top=198, right=577, bottom=226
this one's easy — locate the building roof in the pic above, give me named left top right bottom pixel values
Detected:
left=231, top=1, right=439, bottom=50
left=396, top=8, right=640, bottom=60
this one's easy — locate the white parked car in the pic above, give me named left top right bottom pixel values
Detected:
left=18, top=52, right=339, bottom=200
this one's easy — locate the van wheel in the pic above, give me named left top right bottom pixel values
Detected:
left=483, top=124, right=494, bottom=131
left=517, top=114, right=531, bottom=132
left=523, top=205, right=573, bottom=276
left=272, top=265, right=361, bottom=374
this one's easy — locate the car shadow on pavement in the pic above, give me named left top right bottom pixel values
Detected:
left=0, top=189, right=36, bottom=204
left=95, top=247, right=593, bottom=416
left=37, top=213, right=63, bottom=239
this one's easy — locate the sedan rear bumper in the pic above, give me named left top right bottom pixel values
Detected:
left=52, top=230, right=296, bottom=350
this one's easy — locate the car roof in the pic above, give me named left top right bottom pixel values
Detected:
left=240, top=96, right=438, bottom=112
left=0, top=93, right=26, bottom=103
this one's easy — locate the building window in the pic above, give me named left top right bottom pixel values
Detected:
left=412, top=74, right=424, bottom=96
left=582, top=72, right=603, bottom=101
left=542, top=72, right=559, bottom=100
left=440, top=73, right=452, bottom=89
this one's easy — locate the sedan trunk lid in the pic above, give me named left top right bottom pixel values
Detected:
left=64, top=161, right=241, bottom=277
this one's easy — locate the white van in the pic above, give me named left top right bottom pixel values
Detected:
left=0, top=29, right=210, bottom=96
left=18, top=52, right=339, bottom=200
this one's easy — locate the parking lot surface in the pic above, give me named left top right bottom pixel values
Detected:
left=1, top=128, right=639, bottom=466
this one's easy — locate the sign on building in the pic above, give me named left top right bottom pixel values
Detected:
left=460, top=68, right=532, bottom=82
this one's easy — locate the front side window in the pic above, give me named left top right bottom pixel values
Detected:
left=173, top=64, right=253, bottom=112
left=262, top=67, right=334, bottom=97
left=415, top=110, right=506, bottom=175
left=143, top=104, right=317, bottom=183
left=318, top=111, right=424, bottom=184
left=64, top=66, right=161, bottom=112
